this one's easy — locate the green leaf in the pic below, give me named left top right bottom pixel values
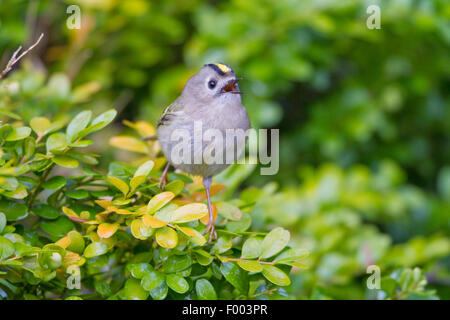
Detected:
left=66, top=189, right=89, bottom=199
left=66, top=151, right=98, bottom=165
left=195, top=279, right=217, bottom=300
left=46, top=132, right=68, bottom=154
left=211, top=237, right=232, bottom=254
left=166, top=274, right=189, bottom=294
left=162, top=254, right=192, bottom=273
left=95, top=281, right=112, bottom=297
left=66, top=231, right=85, bottom=254
left=124, top=278, right=149, bottom=300
left=32, top=204, right=60, bottom=220
left=23, top=137, right=36, bottom=160
left=215, top=202, right=242, bottom=221
left=130, top=160, right=154, bottom=191
left=40, top=217, right=74, bottom=237
left=67, top=110, right=92, bottom=143
left=30, top=117, right=50, bottom=135
left=226, top=213, right=251, bottom=233
left=0, top=200, right=28, bottom=221
left=220, top=262, right=249, bottom=294
left=262, top=265, right=291, bottom=286
left=52, top=156, right=79, bottom=168
left=87, top=109, right=117, bottom=133
left=237, top=260, right=263, bottom=273
left=84, top=242, right=108, bottom=258
left=0, top=235, right=15, bottom=259
left=193, top=249, right=214, bottom=266
left=42, top=176, right=66, bottom=190
left=274, top=248, right=309, bottom=263
left=70, top=139, right=93, bottom=147
left=241, top=237, right=262, bottom=259
left=149, top=281, right=168, bottom=300
left=134, top=160, right=154, bottom=178
left=128, top=263, right=153, bottom=279
left=5, top=126, right=31, bottom=141
left=1, top=177, right=18, bottom=191
left=165, top=180, right=184, bottom=196
left=107, top=176, right=129, bottom=197
left=0, top=212, right=6, bottom=233
left=141, top=270, right=165, bottom=291
left=260, top=227, right=290, bottom=259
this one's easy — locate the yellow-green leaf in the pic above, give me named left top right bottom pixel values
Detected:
left=147, top=191, right=175, bottom=214
left=274, top=248, right=309, bottom=263
left=107, top=206, right=134, bottom=215
left=155, top=227, right=178, bottom=248
left=30, top=117, right=51, bottom=135
left=215, top=202, right=242, bottom=221
left=175, top=225, right=206, bottom=246
left=62, top=206, right=79, bottom=218
left=109, top=136, right=148, bottom=154
left=83, top=242, right=108, bottom=259
left=134, top=160, right=154, bottom=178
left=260, top=227, right=290, bottom=259
left=130, top=219, right=153, bottom=240
left=237, top=260, right=263, bottom=272
left=67, top=110, right=92, bottom=143
left=53, top=156, right=79, bottom=168
left=241, top=237, right=262, bottom=259
left=283, top=261, right=308, bottom=269
left=46, top=132, right=68, bottom=153
left=262, top=265, right=291, bottom=286
left=130, top=160, right=154, bottom=191
left=97, top=223, right=119, bottom=238
left=170, top=203, right=207, bottom=224
left=5, top=126, right=31, bottom=141
left=141, top=214, right=166, bottom=228
left=55, top=236, right=72, bottom=249
left=107, top=176, right=129, bottom=197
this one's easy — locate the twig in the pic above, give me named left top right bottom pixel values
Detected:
left=27, top=165, right=53, bottom=209
left=0, top=33, right=44, bottom=80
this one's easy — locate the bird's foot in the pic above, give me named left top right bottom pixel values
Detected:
left=206, top=221, right=217, bottom=244
left=158, top=175, right=167, bottom=190
left=158, top=162, right=170, bottom=190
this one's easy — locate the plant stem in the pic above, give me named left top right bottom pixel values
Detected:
left=27, top=165, right=53, bottom=209
left=221, top=256, right=276, bottom=265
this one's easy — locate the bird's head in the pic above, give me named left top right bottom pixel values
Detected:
left=182, top=63, right=242, bottom=104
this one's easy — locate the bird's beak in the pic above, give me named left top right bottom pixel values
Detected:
left=221, top=78, right=243, bottom=94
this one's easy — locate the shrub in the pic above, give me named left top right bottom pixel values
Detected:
left=0, top=107, right=308, bottom=300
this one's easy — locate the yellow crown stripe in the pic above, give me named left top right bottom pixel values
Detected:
left=215, top=63, right=231, bottom=73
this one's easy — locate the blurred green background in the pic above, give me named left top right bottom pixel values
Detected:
left=1, top=0, right=449, bottom=299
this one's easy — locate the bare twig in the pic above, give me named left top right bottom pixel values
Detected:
left=0, top=33, right=44, bottom=80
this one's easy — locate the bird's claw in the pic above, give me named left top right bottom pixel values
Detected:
left=206, top=221, right=217, bottom=244
left=158, top=175, right=167, bottom=190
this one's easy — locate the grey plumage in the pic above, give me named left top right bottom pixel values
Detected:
left=156, top=63, right=250, bottom=241
left=157, top=64, right=250, bottom=176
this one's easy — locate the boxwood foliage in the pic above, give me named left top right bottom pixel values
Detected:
left=0, top=109, right=309, bottom=300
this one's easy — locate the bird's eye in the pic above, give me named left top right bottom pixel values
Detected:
left=208, top=80, right=216, bottom=89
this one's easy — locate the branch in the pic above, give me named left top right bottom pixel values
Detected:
left=0, top=33, right=44, bottom=80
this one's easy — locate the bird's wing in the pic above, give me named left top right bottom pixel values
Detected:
left=157, top=101, right=185, bottom=128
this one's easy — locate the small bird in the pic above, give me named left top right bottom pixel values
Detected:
left=156, top=63, right=250, bottom=242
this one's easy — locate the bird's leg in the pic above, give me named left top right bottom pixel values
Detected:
left=203, top=176, right=217, bottom=243
left=158, top=162, right=170, bottom=190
